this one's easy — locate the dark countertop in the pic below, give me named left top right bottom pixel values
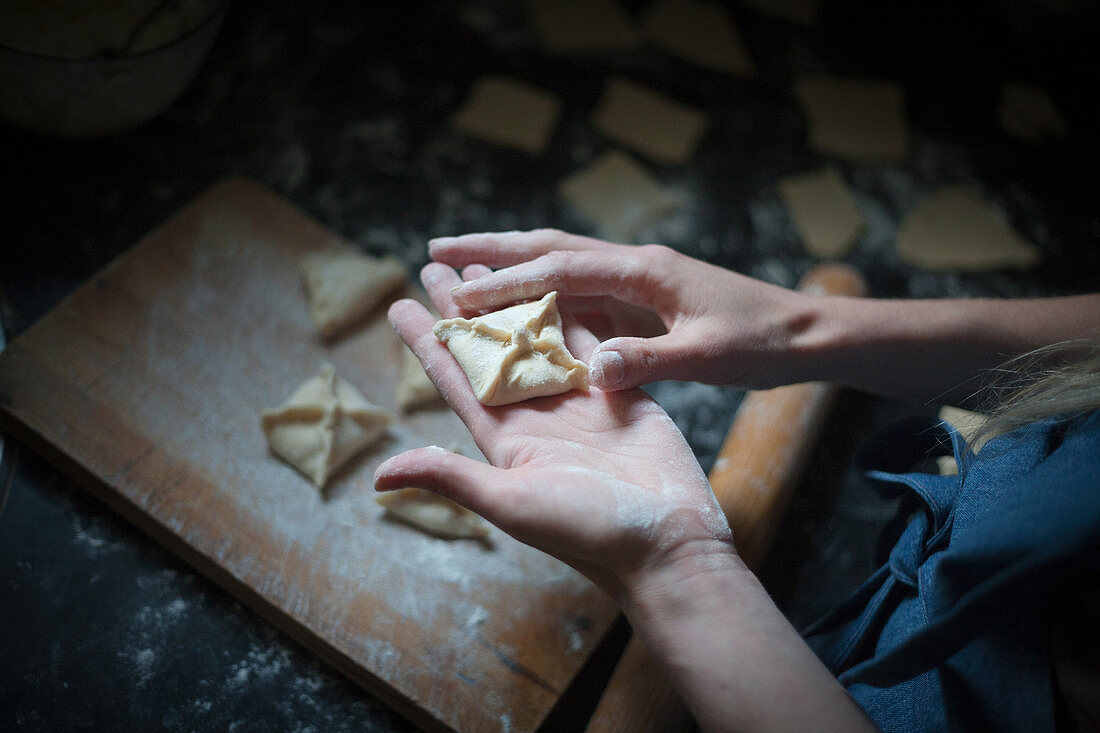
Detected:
left=2, top=1, right=1098, bottom=730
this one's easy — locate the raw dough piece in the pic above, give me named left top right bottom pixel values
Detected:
left=896, top=186, right=1040, bottom=272
left=640, top=0, right=755, bottom=77
left=558, top=149, right=679, bottom=242
left=377, top=487, right=489, bottom=540
left=433, top=291, right=588, bottom=406
left=452, top=77, right=563, bottom=154
left=778, top=166, right=864, bottom=258
left=396, top=345, right=443, bottom=412
left=301, top=249, right=408, bottom=338
left=794, top=75, right=909, bottom=162
left=261, top=364, right=393, bottom=488
left=593, top=77, right=710, bottom=165
left=997, top=83, right=1066, bottom=142
left=741, top=0, right=820, bottom=26
left=525, top=0, right=639, bottom=53
left=936, top=405, right=988, bottom=474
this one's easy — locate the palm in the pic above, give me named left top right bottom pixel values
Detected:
left=386, top=290, right=723, bottom=592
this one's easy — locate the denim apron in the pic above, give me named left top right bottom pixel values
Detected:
left=803, top=411, right=1100, bottom=731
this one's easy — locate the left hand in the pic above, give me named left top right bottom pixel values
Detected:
left=374, top=261, right=735, bottom=600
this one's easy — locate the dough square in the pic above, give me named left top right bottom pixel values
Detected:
left=997, top=82, right=1066, bottom=142
left=451, top=77, right=563, bottom=154
left=377, top=487, right=489, bottom=540
left=741, top=0, right=820, bottom=26
left=778, top=165, right=864, bottom=258
left=301, top=248, right=408, bottom=338
left=261, top=364, right=393, bottom=488
left=396, top=345, right=443, bottom=412
left=592, top=77, right=710, bottom=165
left=640, top=0, right=755, bottom=78
left=896, top=186, right=1041, bottom=272
left=558, top=149, right=679, bottom=242
left=433, top=291, right=589, bottom=406
left=794, top=75, right=910, bottom=162
left=525, top=0, right=640, bottom=53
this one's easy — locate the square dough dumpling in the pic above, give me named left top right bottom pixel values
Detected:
left=433, top=291, right=588, bottom=406
left=377, top=487, right=489, bottom=540
left=261, top=363, right=393, bottom=488
left=301, top=249, right=408, bottom=338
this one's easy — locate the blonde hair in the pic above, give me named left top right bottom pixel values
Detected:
left=973, top=337, right=1100, bottom=446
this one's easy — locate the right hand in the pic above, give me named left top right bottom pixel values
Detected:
left=429, top=229, right=820, bottom=392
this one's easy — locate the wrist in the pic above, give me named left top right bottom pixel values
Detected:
left=620, top=537, right=754, bottom=628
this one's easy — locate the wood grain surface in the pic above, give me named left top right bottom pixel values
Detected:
left=0, top=178, right=619, bottom=733
left=586, top=264, right=867, bottom=732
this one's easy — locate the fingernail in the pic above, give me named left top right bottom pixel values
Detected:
left=590, top=350, right=624, bottom=389
left=428, top=237, right=457, bottom=252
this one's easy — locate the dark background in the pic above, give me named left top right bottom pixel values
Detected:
left=2, top=0, right=1098, bottom=730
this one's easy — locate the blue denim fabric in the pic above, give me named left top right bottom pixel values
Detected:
left=803, top=411, right=1100, bottom=732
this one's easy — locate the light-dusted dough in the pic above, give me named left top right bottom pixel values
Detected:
left=778, top=166, right=864, bottom=258
left=377, top=487, right=489, bottom=540
left=301, top=249, right=407, bottom=338
left=261, top=364, right=393, bottom=488
left=525, top=0, right=639, bottom=53
left=936, top=405, right=989, bottom=474
left=794, top=75, right=909, bottom=162
left=593, top=77, right=710, bottom=165
left=997, top=83, right=1066, bottom=142
left=396, top=345, right=443, bottom=412
left=451, top=77, right=563, bottom=154
left=433, top=291, right=588, bottom=406
left=896, top=186, right=1040, bottom=272
left=640, top=0, right=755, bottom=77
left=558, top=149, right=678, bottom=242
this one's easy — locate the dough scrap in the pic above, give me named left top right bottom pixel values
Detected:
left=301, top=249, right=408, bottom=338
left=396, top=345, right=443, bottom=412
left=558, top=149, right=679, bottom=242
left=997, top=83, right=1066, bottom=142
left=452, top=77, right=563, bottom=154
left=778, top=165, right=864, bottom=258
left=896, top=186, right=1040, bottom=272
left=593, top=77, right=710, bottom=165
left=433, top=291, right=589, bottom=406
left=794, top=75, right=909, bottom=162
left=525, top=0, right=640, bottom=53
left=377, top=487, right=489, bottom=540
left=640, top=0, right=755, bottom=77
left=741, top=0, right=820, bottom=26
left=936, top=405, right=988, bottom=474
left=261, top=364, right=393, bottom=488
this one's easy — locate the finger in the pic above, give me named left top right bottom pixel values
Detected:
left=449, top=250, right=657, bottom=311
left=588, top=331, right=711, bottom=391
left=560, top=309, right=600, bottom=362
left=461, top=264, right=493, bottom=281
left=388, top=299, right=494, bottom=435
left=419, top=262, right=466, bottom=318
left=374, top=447, right=509, bottom=522
left=429, top=229, right=618, bottom=269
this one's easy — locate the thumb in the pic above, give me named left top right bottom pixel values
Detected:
left=374, top=446, right=506, bottom=520
left=588, top=332, right=706, bottom=390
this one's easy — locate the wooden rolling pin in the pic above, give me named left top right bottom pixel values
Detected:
left=584, top=263, right=867, bottom=733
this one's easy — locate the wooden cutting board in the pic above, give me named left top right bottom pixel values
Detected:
left=0, top=178, right=619, bottom=732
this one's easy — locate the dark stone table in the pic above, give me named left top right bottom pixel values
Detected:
left=2, top=1, right=1097, bottom=730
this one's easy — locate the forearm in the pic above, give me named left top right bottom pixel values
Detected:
left=621, top=544, right=875, bottom=733
left=797, top=294, right=1100, bottom=407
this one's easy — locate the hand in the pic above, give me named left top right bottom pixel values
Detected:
left=373, top=260, right=734, bottom=600
left=429, top=229, right=820, bottom=391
